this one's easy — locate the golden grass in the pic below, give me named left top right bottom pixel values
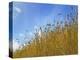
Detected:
left=13, top=19, right=78, bottom=58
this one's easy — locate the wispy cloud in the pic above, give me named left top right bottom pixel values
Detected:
left=19, top=33, right=25, bottom=37
left=34, top=25, right=38, bottom=30
left=15, top=7, right=21, bottom=13
left=13, top=7, right=22, bottom=20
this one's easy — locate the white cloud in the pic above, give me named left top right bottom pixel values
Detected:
left=13, top=40, right=20, bottom=52
left=34, top=25, right=38, bottom=30
left=15, top=7, right=21, bottom=13
left=28, top=32, right=33, bottom=36
left=19, top=33, right=25, bottom=37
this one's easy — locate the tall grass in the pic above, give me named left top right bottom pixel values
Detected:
left=13, top=13, right=78, bottom=58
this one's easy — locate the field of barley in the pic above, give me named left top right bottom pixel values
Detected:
left=13, top=14, right=78, bottom=58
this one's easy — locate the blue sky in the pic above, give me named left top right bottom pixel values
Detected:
left=10, top=2, right=78, bottom=45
